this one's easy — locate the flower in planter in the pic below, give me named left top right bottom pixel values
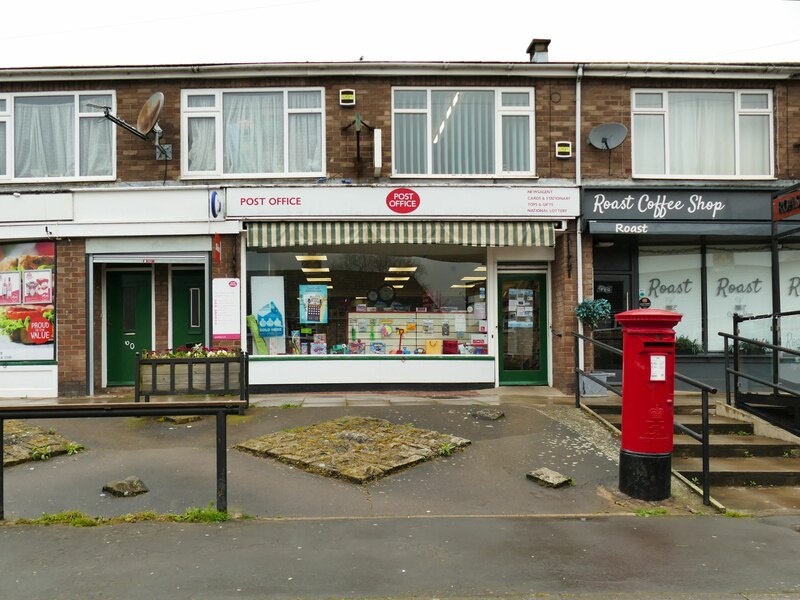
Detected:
left=142, top=344, right=239, bottom=359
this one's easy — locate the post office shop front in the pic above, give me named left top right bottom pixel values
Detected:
left=584, top=187, right=800, bottom=389
left=232, top=186, right=579, bottom=389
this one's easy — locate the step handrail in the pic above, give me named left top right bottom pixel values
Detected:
left=572, top=329, right=715, bottom=506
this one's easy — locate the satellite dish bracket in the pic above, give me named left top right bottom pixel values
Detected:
left=90, top=92, right=170, bottom=159
left=96, top=106, right=150, bottom=141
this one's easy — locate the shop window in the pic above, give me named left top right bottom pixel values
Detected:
left=632, top=90, right=773, bottom=179
left=246, top=246, right=489, bottom=356
left=0, top=92, right=114, bottom=182
left=706, top=245, right=772, bottom=352
left=638, top=246, right=703, bottom=348
left=778, top=245, right=800, bottom=350
left=392, top=88, right=535, bottom=177
left=181, top=88, right=324, bottom=178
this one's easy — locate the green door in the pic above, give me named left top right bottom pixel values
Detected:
left=172, top=269, right=206, bottom=350
left=106, top=271, right=152, bottom=386
left=498, top=274, right=548, bottom=385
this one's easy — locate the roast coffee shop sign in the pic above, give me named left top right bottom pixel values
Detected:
left=582, top=189, right=771, bottom=222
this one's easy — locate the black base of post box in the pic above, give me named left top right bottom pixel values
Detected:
left=619, top=450, right=672, bottom=501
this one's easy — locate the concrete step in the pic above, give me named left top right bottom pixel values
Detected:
left=673, top=434, right=800, bottom=458
left=672, top=455, right=800, bottom=486
left=583, top=399, right=711, bottom=416
left=602, top=413, right=753, bottom=436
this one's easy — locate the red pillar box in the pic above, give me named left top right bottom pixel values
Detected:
left=615, top=308, right=682, bottom=501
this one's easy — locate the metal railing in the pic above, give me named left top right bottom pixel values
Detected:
left=572, top=330, right=716, bottom=506
left=720, top=312, right=800, bottom=435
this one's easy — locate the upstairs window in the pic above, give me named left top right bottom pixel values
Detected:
left=392, top=88, right=536, bottom=177
left=632, top=89, right=773, bottom=179
left=181, top=88, right=325, bottom=178
left=0, top=92, right=114, bottom=182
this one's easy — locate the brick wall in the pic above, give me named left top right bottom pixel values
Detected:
left=56, top=238, right=87, bottom=396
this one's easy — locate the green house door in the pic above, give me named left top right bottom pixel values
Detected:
left=106, top=271, right=152, bottom=386
left=498, top=273, right=548, bottom=385
left=172, top=269, right=206, bottom=351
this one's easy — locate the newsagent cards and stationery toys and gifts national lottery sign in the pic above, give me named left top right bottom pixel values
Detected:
left=0, top=241, right=55, bottom=361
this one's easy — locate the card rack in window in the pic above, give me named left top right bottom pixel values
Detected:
left=181, top=88, right=326, bottom=178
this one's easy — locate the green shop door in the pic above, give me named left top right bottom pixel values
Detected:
left=106, top=271, right=152, bottom=386
left=498, top=274, right=548, bottom=385
left=172, top=269, right=206, bottom=351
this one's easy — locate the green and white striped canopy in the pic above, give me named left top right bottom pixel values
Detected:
left=247, top=221, right=555, bottom=248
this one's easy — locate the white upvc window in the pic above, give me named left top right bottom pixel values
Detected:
left=181, top=88, right=325, bottom=179
left=392, top=87, right=536, bottom=178
left=0, top=91, right=115, bottom=183
left=632, top=89, right=774, bottom=179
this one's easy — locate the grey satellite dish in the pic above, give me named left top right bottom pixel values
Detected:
left=588, top=123, right=628, bottom=150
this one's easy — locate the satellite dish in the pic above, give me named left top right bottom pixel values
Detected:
left=588, top=123, right=627, bottom=150
left=136, top=92, right=164, bottom=136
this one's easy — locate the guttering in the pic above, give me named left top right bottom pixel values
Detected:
left=1, top=60, right=798, bottom=83
left=575, top=64, right=585, bottom=372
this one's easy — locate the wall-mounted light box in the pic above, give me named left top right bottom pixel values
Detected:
left=339, top=89, right=356, bottom=106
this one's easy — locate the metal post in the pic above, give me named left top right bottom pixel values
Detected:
left=574, top=333, right=581, bottom=408
left=216, top=411, right=227, bottom=513
left=701, top=390, right=710, bottom=506
left=723, top=337, right=732, bottom=406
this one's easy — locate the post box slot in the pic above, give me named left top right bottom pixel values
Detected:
left=642, top=341, right=673, bottom=348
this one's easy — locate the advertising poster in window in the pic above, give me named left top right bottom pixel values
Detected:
left=299, top=284, right=328, bottom=324
left=507, top=288, right=534, bottom=328
left=248, top=276, right=286, bottom=355
left=211, top=278, right=241, bottom=341
left=0, top=241, right=55, bottom=361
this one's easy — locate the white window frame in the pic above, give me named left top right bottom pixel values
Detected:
left=391, top=87, right=537, bottom=178
left=180, top=87, right=326, bottom=179
left=0, top=90, right=116, bottom=184
left=631, top=88, right=774, bottom=180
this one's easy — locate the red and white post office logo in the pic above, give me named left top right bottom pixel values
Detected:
left=386, top=188, right=421, bottom=214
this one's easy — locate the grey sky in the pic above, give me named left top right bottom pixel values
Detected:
left=2, top=0, right=799, bottom=68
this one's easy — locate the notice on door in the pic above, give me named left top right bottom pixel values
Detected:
left=212, top=278, right=241, bottom=340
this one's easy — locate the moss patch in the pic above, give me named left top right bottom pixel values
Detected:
left=235, top=416, right=470, bottom=483
left=2, top=420, right=83, bottom=467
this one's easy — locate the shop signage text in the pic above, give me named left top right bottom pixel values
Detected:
left=772, top=186, right=800, bottom=221
left=647, top=278, right=694, bottom=298
left=227, top=186, right=580, bottom=219
left=582, top=189, right=771, bottom=222
left=386, top=188, right=420, bottom=214
left=715, top=278, right=763, bottom=297
left=591, top=193, right=725, bottom=219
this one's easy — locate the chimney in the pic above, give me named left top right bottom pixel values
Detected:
left=527, top=38, right=551, bottom=63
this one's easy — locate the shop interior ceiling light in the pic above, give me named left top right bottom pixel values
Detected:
left=388, top=266, right=417, bottom=272
left=451, top=284, right=474, bottom=288
left=295, top=255, right=328, bottom=261
left=301, top=267, right=330, bottom=273
left=461, top=276, right=487, bottom=281
left=384, top=276, right=410, bottom=281
left=307, top=277, right=331, bottom=282
left=474, top=266, right=487, bottom=272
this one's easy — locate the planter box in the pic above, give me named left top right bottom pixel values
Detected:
left=135, top=353, right=248, bottom=405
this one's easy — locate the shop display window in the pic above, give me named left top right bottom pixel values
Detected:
left=638, top=245, right=702, bottom=348
left=246, top=245, right=488, bottom=356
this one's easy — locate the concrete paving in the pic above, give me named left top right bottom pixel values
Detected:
left=1, top=387, right=799, bottom=599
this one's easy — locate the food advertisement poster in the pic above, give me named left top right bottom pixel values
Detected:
left=299, top=284, right=328, bottom=324
left=0, top=241, right=56, bottom=361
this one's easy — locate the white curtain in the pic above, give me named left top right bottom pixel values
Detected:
left=79, top=117, right=112, bottom=176
left=432, top=90, right=494, bottom=175
left=633, top=114, right=666, bottom=175
left=669, top=92, right=734, bottom=176
left=224, top=92, right=283, bottom=174
left=287, top=91, right=322, bottom=173
left=0, top=122, right=6, bottom=176
left=394, top=113, right=426, bottom=174
left=739, top=114, right=769, bottom=175
left=187, top=116, right=216, bottom=172
left=14, top=96, right=74, bottom=178
left=501, top=115, right=530, bottom=172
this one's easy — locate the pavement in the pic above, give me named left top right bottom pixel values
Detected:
left=1, top=387, right=799, bottom=599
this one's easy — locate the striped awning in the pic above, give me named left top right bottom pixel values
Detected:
left=247, top=221, right=556, bottom=248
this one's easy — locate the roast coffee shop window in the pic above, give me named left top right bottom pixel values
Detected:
left=246, top=245, right=489, bottom=357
